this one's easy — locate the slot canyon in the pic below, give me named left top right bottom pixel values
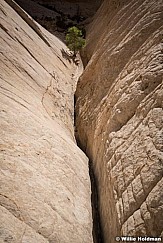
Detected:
left=0, top=0, right=163, bottom=242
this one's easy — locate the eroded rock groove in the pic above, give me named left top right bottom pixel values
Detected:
left=75, top=132, right=104, bottom=243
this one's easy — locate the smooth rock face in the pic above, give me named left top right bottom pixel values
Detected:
left=76, top=0, right=163, bottom=242
left=0, top=1, right=93, bottom=242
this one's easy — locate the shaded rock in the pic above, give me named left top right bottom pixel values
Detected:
left=14, top=0, right=102, bottom=39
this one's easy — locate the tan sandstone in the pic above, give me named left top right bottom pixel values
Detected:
left=0, top=1, right=93, bottom=242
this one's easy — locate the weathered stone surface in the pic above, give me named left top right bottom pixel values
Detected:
left=0, top=1, right=93, bottom=242
left=76, top=0, right=163, bottom=242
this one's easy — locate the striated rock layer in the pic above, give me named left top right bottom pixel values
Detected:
left=0, top=1, right=93, bottom=242
left=76, top=0, right=163, bottom=242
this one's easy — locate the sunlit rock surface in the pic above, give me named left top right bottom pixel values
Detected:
left=0, top=1, right=93, bottom=242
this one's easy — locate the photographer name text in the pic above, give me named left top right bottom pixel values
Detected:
left=115, top=236, right=162, bottom=242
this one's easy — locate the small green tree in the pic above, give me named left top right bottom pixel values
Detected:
left=66, top=26, right=86, bottom=57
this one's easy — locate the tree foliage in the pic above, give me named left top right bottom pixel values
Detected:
left=66, top=26, right=86, bottom=56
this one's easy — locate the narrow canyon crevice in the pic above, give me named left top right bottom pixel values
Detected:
left=75, top=136, right=104, bottom=243
left=74, top=91, right=104, bottom=243
left=88, top=160, right=104, bottom=243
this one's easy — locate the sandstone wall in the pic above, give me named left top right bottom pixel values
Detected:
left=76, top=0, right=163, bottom=242
left=0, top=1, right=93, bottom=242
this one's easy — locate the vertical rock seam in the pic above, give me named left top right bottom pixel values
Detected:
left=88, top=160, right=104, bottom=243
left=75, top=93, right=104, bottom=243
left=75, top=135, right=104, bottom=243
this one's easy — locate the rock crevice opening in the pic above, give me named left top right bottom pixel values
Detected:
left=75, top=133, right=104, bottom=243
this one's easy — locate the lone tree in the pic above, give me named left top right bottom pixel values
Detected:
left=66, top=26, right=86, bottom=57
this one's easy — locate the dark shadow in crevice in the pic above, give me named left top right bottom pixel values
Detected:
left=74, top=96, right=104, bottom=243
left=77, top=141, right=104, bottom=243
left=89, top=159, right=104, bottom=243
